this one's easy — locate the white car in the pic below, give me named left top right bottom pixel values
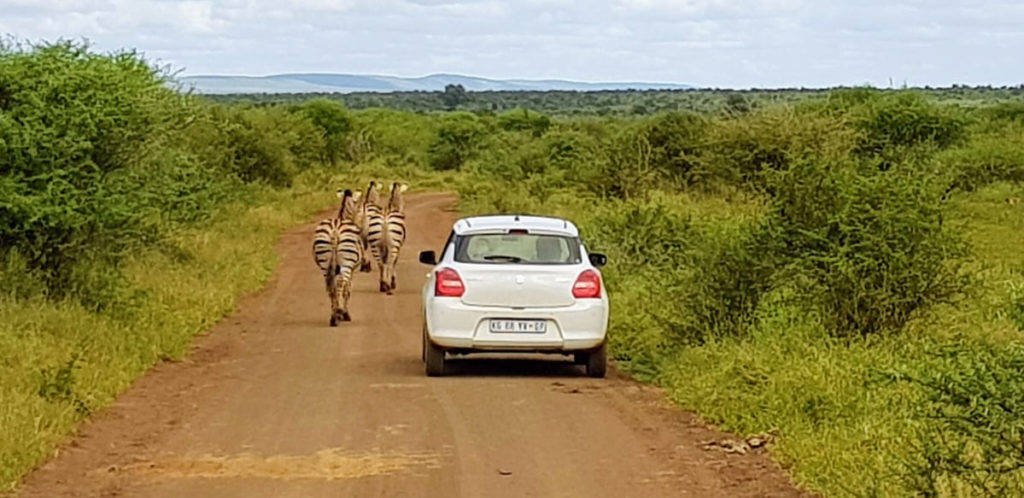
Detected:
left=419, top=215, right=610, bottom=377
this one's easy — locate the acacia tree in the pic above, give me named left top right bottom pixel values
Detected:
left=442, top=83, right=468, bottom=110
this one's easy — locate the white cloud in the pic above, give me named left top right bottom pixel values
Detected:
left=0, top=0, right=1021, bottom=87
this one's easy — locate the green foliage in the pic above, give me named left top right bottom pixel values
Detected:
left=442, top=83, right=468, bottom=110
left=295, top=98, right=351, bottom=164
left=427, top=112, right=489, bottom=171
left=202, top=105, right=321, bottom=187
left=676, top=222, right=778, bottom=342
left=346, top=108, right=435, bottom=166
left=767, top=159, right=968, bottom=336
left=1011, top=282, right=1024, bottom=331
left=497, top=108, right=552, bottom=137
left=208, top=85, right=1024, bottom=117
left=940, top=125, right=1024, bottom=191
left=0, top=41, right=329, bottom=306
left=642, top=112, right=708, bottom=185
left=894, top=342, right=1024, bottom=496
left=699, top=106, right=859, bottom=188
left=0, top=41, right=186, bottom=301
left=853, top=92, right=967, bottom=158
left=975, top=101, right=1024, bottom=124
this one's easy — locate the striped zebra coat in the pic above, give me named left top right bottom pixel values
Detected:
left=378, top=182, right=409, bottom=295
left=357, top=181, right=384, bottom=273
left=312, top=189, right=364, bottom=326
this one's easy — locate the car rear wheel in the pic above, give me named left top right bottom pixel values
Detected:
left=424, top=331, right=446, bottom=377
left=585, top=343, right=606, bottom=378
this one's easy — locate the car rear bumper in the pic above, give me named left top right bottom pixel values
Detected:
left=425, top=298, right=608, bottom=351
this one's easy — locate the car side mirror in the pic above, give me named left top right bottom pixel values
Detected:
left=419, top=250, right=438, bottom=266
left=588, top=253, right=607, bottom=268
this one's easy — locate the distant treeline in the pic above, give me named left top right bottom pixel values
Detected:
left=202, top=85, right=1024, bottom=116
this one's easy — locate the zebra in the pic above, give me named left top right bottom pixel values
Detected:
left=379, top=182, right=409, bottom=295
left=357, top=181, right=384, bottom=273
left=312, top=189, right=364, bottom=326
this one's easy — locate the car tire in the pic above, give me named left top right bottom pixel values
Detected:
left=586, top=344, right=606, bottom=378
left=573, top=352, right=588, bottom=365
left=425, top=333, right=446, bottom=377
left=421, top=323, right=427, bottom=362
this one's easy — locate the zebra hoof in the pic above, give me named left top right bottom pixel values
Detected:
left=360, top=262, right=372, bottom=273
left=329, top=315, right=338, bottom=327
left=342, top=311, right=352, bottom=322
left=379, top=282, right=389, bottom=293
left=390, top=277, right=397, bottom=290
left=386, top=290, right=394, bottom=296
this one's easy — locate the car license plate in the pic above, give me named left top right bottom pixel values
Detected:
left=489, top=319, right=547, bottom=333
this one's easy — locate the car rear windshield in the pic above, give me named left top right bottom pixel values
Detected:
left=454, top=233, right=582, bottom=265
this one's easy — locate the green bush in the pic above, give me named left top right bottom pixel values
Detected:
left=642, top=112, right=708, bottom=186
left=895, top=342, right=1024, bottom=496
left=295, top=98, right=351, bottom=164
left=349, top=108, right=435, bottom=166
left=0, top=40, right=328, bottom=304
left=940, top=126, right=1024, bottom=191
left=202, top=105, right=321, bottom=187
left=849, top=91, right=967, bottom=157
left=427, top=112, right=489, bottom=171
left=766, top=158, right=969, bottom=336
left=0, top=41, right=186, bottom=300
left=497, top=108, right=551, bottom=137
left=676, top=222, right=779, bottom=342
left=699, top=106, right=859, bottom=189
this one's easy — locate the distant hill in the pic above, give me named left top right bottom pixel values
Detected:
left=176, top=73, right=693, bottom=94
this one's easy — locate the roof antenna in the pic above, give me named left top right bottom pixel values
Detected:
left=514, top=214, right=520, bottom=221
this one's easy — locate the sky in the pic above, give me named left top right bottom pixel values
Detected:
left=0, top=0, right=1021, bottom=88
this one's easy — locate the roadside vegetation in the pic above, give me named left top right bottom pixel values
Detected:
left=4, top=40, right=1024, bottom=496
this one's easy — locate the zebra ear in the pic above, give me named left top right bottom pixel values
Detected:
left=336, top=189, right=345, bottom=199
left=352, top=191, right=363, bottom=201
left=374, top=182, right=383, bottom=191
left=399, top=184, right=409, bottom=193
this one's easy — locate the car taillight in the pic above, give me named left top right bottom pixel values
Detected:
left=435, top=268, right=465, bottom=297
left=572, top=270, right=602, bottom=299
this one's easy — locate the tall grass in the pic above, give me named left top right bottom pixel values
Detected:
left=0, top=185, right=324, bottom=490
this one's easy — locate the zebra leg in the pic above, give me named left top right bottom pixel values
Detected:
left=378, top=257, right=390, bottom=293
left=389, top=251, right=398, bottom=291
left=385, top=258, right=396, bottom=296
left=327, top=273, right=340, bottom=327
left=360, top=241, right=373, bottom=272
left=340, top=270, right=353, bottom=322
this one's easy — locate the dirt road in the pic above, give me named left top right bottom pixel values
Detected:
left=17, top=193, right=807, bottom=497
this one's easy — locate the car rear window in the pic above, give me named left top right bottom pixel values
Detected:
left=454, top=233, right=581, bottom=265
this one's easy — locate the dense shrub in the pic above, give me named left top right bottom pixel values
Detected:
left=641, top=112, right=708, bottom=186
left=854, top=92, right=967, bottom=158
left=427, top=112, right=489, bottom=171
left=0, top=41, right=187, bottom=300
left=940, top=126, right=1024, bottom=191
left=676, top=222, right=779, bottom=342
left=497, top=108, right=551, bottom=137
left=294, top=98, right=351, bottom=164
left=0, top=41, right=328, bottom=304
left=766, top=158, right=968, bottom=336
left=204, top=105, right=323, bottom=187
left=698, top=106, right=859, bottom=189
left=348, top=108, right=435, bottom=166
left=895, top=342, right=1024, bottom=496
